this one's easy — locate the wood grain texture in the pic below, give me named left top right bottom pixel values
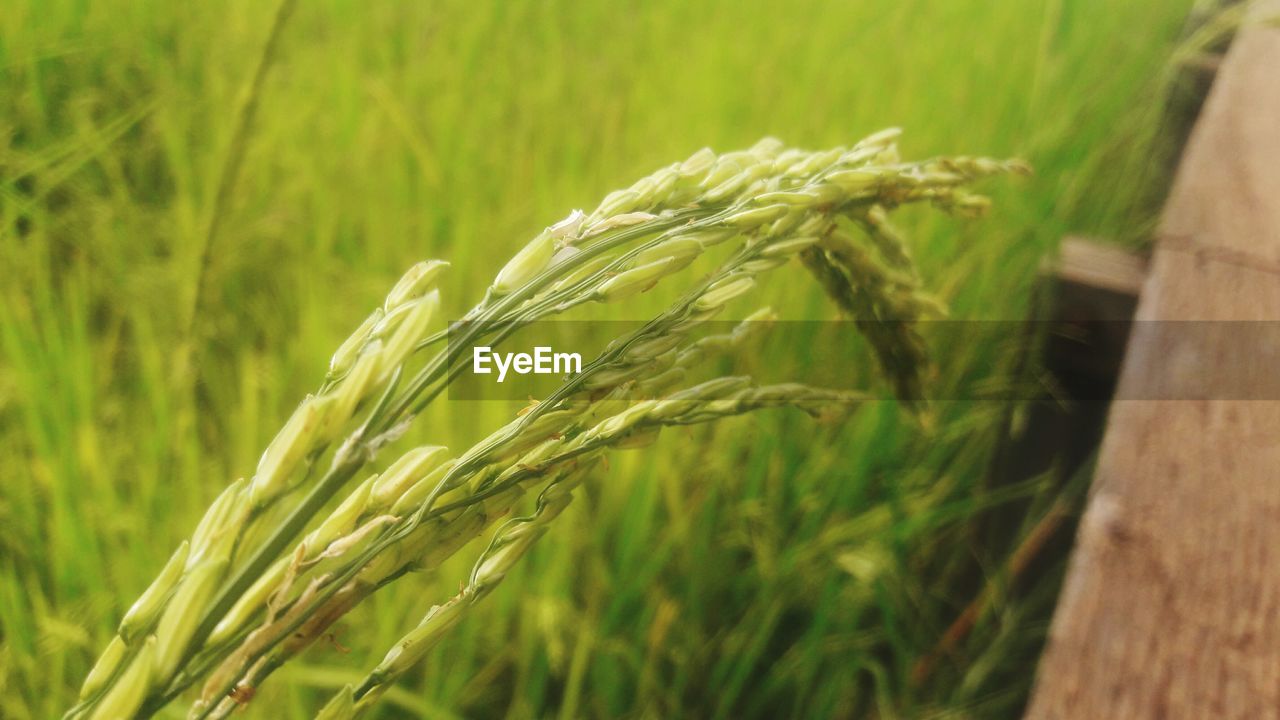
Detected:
left=1026, top=5, right=1280, bottom=719
left=1159, top=3, right=1280, bottom=266
left=1055, top=237, right=1148, bottom=299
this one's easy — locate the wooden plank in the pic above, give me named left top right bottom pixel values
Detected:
left=1026, top=6, right=1280, bottom=719
left=1159, top=4, right=1280, bottom=265
left=1047, top=238, right=1147, bottom=381
left=1053, top=237, right=1148, bottom=300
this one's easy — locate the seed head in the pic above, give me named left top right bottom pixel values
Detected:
left=614, top=426, right=662, bottom=449
left=493, top=232, right=555, bottom=295
left=825, top=168, right=881, bottom=194
left=722, top=203, right=789, bottom=228
left=372, top=600, right=466, bottom=678
left=306, top=475, right=378, bottom=554
left=644, top=167, right=679, bottom=204
left=390, top=460, right=458, bottom=516
left=579, top=361, right=650, bottom=391
left=652, top=377, right=751, bottom=419
left=316, top=346, right=381, bottom=441
left=591, top=189, right=641, bottom=220
left=634, top=366, right=687, bottom=395
left=370, top=445, right=451, bottom=509
left=249, top=397, right=326, bottom=508
left=739, top=257, right=789, bottom=274
left=548, top=209, right=586, bottom=240
left=118, top=541, right=190, bottom=642
left=786, top=148, right=844, bottom=178
left=702, top=163, right=772, bottom=203
left=854, top=126, right=903, bottom=150
left=678, top=147, right=716, bottom=180
left=374, top=291, right=440, bottom=381
left=581, top=212, right=657, bottom=239
left=762, top=236, right=820, bottom=258
left=623, top=334, right=685, bottom=363
left=596, top=257, right=678, bottom=302
left=78, top=635, right=127, bottom=702
left=749, top=136, right=785, bottom=158
left=700, top=156, right=746, bottom=190
left=86, top=636, right=155, bottom=720
left=188, top=478, right=247, bottom=568
left=328, top=308, right=383, bottom=379
left=208, top=555, right=290, bottom=646
left=384, top=260, right=449, bottom=311
left=153, top=558, right=229, bottom=679
left=694, top=276, right=755, bottom=311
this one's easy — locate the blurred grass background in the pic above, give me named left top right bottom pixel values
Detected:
left=0, top=0, right=1200, bottom=717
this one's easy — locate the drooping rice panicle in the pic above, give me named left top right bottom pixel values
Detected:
left=68, top=132, right=1024, bottom=720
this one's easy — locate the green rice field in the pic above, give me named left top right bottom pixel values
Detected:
left=0, top=0, right=1201, bottom=717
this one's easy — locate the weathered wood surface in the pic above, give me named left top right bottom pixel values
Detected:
left=1048, top=238, right=1148, bottom=380
left=1054, top=238, right=1147, bottom=301
left=1026, top=5, right=1280, bottom=719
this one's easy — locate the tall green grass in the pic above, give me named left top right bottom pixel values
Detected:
left=2, top=0, right=1193, bottom=717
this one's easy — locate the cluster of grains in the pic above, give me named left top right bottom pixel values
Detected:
left=69, top=131, right=1024, bottom=720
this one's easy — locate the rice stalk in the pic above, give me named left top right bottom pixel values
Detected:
left=66, top=132, right=1025, bottom=719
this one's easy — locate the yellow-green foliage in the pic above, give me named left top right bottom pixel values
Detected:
left=0, top=0, right=1194, bottom=718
